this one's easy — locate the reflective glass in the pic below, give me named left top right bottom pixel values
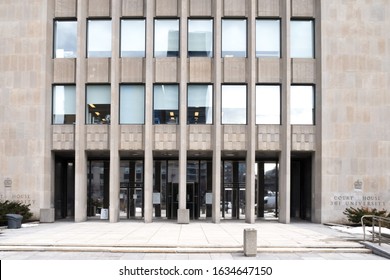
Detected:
left=188, top=19, right=213, bottom=57
left=53, top=85, right=76, bottom=124
left=222, top=19, right=247, bottom=57
left=256, top=19, right=280, bottom=57
left=291, top=20, right=314, bottom=58
left=121, top=19, right=145, bottom=57
left=256, top=85, right=280, bottom=124
left=187, top=85, right=213, bottom=124
left=153, top=85, right=179, bottom=124
left=54, top=21, right=77, bottom=58
left=154, top=19, right=179, bottom=57
left=86, top=85, right=111, bottom=124
left=120, top=85, right=145, bottom=124
left=87, top=20, right=112, bottom=57
left=291, top=85, right=314, bottom=124
left=222, top=85, right=247, bottom=124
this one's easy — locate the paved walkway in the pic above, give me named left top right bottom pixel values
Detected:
left=0, top=220, right=377, bottom=255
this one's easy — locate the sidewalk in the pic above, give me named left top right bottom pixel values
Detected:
left=0, top=220, right=381, bottom=255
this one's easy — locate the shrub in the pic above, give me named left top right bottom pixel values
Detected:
left=0, top=200, right=33, bottom=226
left=343, top=206, right=390, bottom=227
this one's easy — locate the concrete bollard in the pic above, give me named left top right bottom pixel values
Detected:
left=244, top=228, right=257, bottom=257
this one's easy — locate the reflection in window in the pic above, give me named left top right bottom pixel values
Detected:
left=53, top=85, right=76, bottom=124
left=222, top=85, right=247, bottom=124
left=120, top=85, right=145, bottom=124
left=291, top=85, right=314, bottom=125
left=153, top=85, right=179, bottom=124
left=87, top=20, right=112, bottom=57
left=86, top=85, right=111, bottom=124
left=256, top=85, right=280, bottom=124
left=256, top=19, right=280, bottom=57
left=54, top=21, right=77, bottom=58
left=291, top=20, right=314, bottom=58
left=187, top=85, right=213, bottom=124
left=121, top=19, right=145, bottom=57
left=188, top=19, right=213, bottom=57
left=222, top=19, right=247, bottom=57
left=154, top=19, right=179, bottom=57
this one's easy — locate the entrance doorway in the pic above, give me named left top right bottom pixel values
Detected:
left=291, top=153, right=312, bottom=220
left=256, top=161, right=279, bottom=220
left=87, top=160, right=109, bottom=218
left=153, top=159, right=212, bottom=220
left=54, top=157, right=75, bottom=219
left=222, top=161, right=246, bottom=220
left=120, top=160, right=144, bottom=219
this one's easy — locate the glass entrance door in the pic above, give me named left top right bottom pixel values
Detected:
left=120, top=160, right=144, bottom=219
left=222, top=161, right=246, bottom=219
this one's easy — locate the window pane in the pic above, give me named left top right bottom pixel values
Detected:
left=120, top=85, right=145, bottom=124
left=291, top=20, right=314, bottom=58
left=121, top=19, right=145, bottom=57
left=187, top=85, right=213, bottom=124
left=53, top=85, right=76, bottom=124
left=256, top=85, right=280, bottom=124
left=222, top=19, right=247, bottom=57
left=222, top=85, right=247, bottom=124
left=256, top=19, right=280, bottom=57
left=188, top=19, right=213, bottom=57
left=54, top=21, right=77, bottom=58
left=153, top=85, right=179, bottom=124
left=87, top=20, right=112, bottom=57
left=154, top=19, right=179, bottom=57
left=291, top=85, right=314, bottom=124
left=86, top=85, right=111, bottom=124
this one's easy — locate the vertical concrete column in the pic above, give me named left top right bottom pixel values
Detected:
left=40, top=0, right=55, bottom=223
left=143, top=0, right=155, bottom=223
left=279, top=0, right=291, bottom=224
left=109, top=0, right=120, bottom=223
left=245, top=0, right=256, bottom=224
left=178, top=0, right=189, bottom=224
left=212, top=0, right=222, bottom=223
left=313, top=0, right=322, bottom=223
left=75, top=0, right=88, bottom=222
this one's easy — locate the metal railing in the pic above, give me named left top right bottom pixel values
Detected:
left=361, top=215, right=390, bottom=245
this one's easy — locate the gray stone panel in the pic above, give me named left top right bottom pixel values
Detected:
left=88, top=0, right=111, bottom=17
left=120, top=125, right=144, bottom=150
left=188, top=125, right=212, bottom=150
left=121, top=58, right=144, bottom=83
left=292, top=58, right=316, bottom=84
left=257, top=0, right=280, bottom=17
left=52, top=125, right=75, bottom=150
left=189, top=0, right=212, bottom=16
left=86, top=125, right=109, bottom=150
left=87, top=58, right=111, bottom=83
left=224, top=0, right=247, bottom=16
left=155, top=58, right=178, bottom=83
left=154, top=125, right=178, bottom=150
left=223, top=58, right=247, bottom=83
left=188, top=58, right=212, bottom=83
left=122, top=0, right=144, bottom=17
left=55, top=0, right=77, bottom=18
left=291, top=0, right=315, bottom=17
left=155, top=0, right=178, bottom=16
left=257, top=58, right=281, bottom=83
left=223, top=125, right=246, bottom=150
left=291, top=125, right=315, bottom=151
left=53, top=59, right=76, bottom=84
left=257, top=125, right=281, bottom=151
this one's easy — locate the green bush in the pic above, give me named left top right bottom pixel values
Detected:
left=343, top=206, right=390, bottom=226
left=0, top=200, right=33, bottom=226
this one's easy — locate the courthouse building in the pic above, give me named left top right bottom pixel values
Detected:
left=0, top=0, right=389, bottom=224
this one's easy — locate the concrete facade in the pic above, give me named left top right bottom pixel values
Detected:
left=0, top=0, right=389, bottom=224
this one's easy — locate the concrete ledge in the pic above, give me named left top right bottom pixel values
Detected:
left=40, top=208, right=55, bottom=223
left=177, top=209, right=190, bottom=224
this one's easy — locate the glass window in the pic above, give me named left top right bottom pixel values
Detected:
left=222, top=85, right=247, bottom=124
left=187, top=85, right=213, bottom=124
left=188, top=19, right=213, bottom=57
left=153, top=85, right=179, bottom=124
left=256, top=85, right=280, bottom=124
left=291, top=85, right=314, bottom=125
left=256, top=19, right=280, bottom=57
left=222, top=19, right=247, bottom=57
left=121, top=19, right=145, bottom=57
left=54, top=21, right=77, bottom=58
left=86, top=85, right=111, bottom=124
left=154, top=19, right=179, bottom=57
left=120, top=85, right=145, bottom=124
left=87, top=20, right=112, bottom=57
left=53, top=85, right=76, bottom=124
left=291, top=20, right=314, bottom=58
